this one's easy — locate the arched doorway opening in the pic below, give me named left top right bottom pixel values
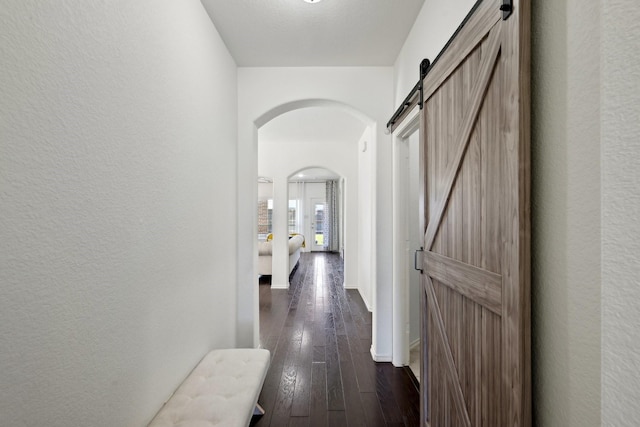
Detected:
left=257, top=105, right=370, bottom=292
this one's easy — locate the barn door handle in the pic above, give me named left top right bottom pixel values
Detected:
left=414, top=247, right=424, bottom=273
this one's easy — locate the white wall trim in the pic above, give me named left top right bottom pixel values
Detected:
left=391, top=105, right=421, bottom=368
left=370, top=346, right=392, bottom=363
left=410, top=338, right=420, bottom=350
left=395, top=106, right=421, bottom=140
left=357, top=290, right=373, bottom=312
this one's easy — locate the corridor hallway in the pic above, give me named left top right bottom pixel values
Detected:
left=255, top=253, right=420, bottom=426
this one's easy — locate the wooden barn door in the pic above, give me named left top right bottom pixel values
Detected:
left=418, top=1, right=530, bottom=426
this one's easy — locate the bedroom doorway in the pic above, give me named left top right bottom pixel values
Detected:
left=288, top=167, right=342, bottom=256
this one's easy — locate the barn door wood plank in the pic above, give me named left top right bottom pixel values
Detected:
left=499, top=1, right=532, bottom=424
left=425, top=251, right=502, bottom=315
left=424, top=26, right=501, bottom=251
left=425, top=276, right=472, bottom=427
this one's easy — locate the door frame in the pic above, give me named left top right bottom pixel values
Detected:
left=391, top=105, right=422, bottom=367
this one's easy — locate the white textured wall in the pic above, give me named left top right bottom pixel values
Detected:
left=601, top=0, right=640, bottom=424
left=393, top=0, right=476, bottom=108
left=358, top=127, right=374, bottom=310
left=531, top=0, right=601, bottom=425
left=0, top=1, right=238, bottom=425
left=258, top=182, right=274, bottom=199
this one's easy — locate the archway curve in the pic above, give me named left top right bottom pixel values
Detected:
left=254, top=98, right=375, bottom=129
left=256, top=99, right=372, bottom=288
left=287, top=165, right=342, bottom=182
left=255, top=98, right=375, bottom=288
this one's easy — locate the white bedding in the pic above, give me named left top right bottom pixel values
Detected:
left=258, top=234, right=305, bottom=276
left=258, top=234, right=304, bottom=256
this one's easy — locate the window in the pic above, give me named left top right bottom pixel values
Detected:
left=314, top=203, right=325, bottom=246
left=288, top=200, right=298, bottom=234
left=257, top=199, right=273, bottom=240
left=258, top=199, right=299, bottom=238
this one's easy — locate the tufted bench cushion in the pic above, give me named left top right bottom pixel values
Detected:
left=148, top=348, right=270, bottom=427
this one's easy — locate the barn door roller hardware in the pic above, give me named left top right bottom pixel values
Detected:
left=500, top=0, right=513, bottom=20
left=386, top=0, right=508, bottom=132
left=418, top=58, right=430, bottom=112
left=386, top=58, right=430, bottom=132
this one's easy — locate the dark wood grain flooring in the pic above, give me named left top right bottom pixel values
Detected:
left=254, top=253, right=420, bottom=427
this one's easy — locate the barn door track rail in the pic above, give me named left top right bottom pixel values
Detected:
left=386, top=0, right=512, bottom=133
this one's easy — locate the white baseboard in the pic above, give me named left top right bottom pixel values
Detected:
left=342, top=284, right=372, bottom=311
left=270, top=283, right=289, bottom=290
left=370, top=346, right=392, bottom=362
left=357, top=291, right=373, bottom=312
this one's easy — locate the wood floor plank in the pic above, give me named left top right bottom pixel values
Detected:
left=374, top=363, right=406, bottom=425
left=256, top=327, right=291, bottom=425
left=291, top=321, right=314, bottom=416
left=289, top=417, right=310, bottom=427
left=336, top=335, right=368, bottom=426
left=328, top=410, right=348, bottom=427
left=256, top=253, right=419, bottom=426
left=325, top=325, right=346, bottom=411
left=384, top=364, right=421, bottom=426
left=269, top=337, right=303, bottom=426
left=360, top=392, right=387, bottom=427
left=309, top=362, right=328, bottom=427
left=313, top=345, right=325, bottom=363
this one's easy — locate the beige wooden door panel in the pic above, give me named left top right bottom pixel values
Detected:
left=423, top=24, right=502, bottom=253
left=418, top=1, right=531, bottom=426
left=425, top=251, right=502, bottom=315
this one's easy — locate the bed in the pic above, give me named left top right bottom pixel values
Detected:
left=258, top=234, right=305, bottom=276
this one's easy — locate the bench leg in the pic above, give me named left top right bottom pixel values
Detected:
left=253, top=403, right=265, bottom=417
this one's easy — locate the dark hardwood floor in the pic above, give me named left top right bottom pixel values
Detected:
left=254, top=252, right=420, bottom=427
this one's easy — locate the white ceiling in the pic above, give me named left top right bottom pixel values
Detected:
left=200, top=0, right=425, bottom=66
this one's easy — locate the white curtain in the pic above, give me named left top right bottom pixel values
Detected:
left=324, top=180, right=340, bottom=252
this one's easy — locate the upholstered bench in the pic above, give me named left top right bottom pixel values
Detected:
left=148, top=348, right=270, bottom=427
